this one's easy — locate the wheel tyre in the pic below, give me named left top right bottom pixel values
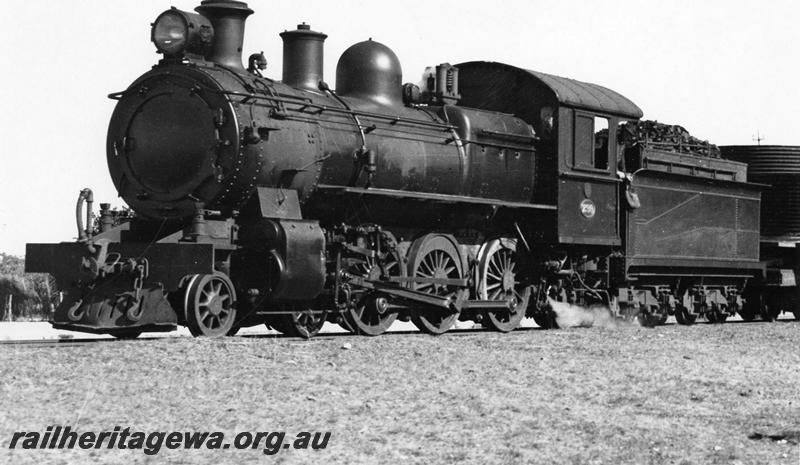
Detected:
left=485, top=306, right=526, bottom=333
left=411, top=310, right=459, bottom=335
left=185, top=273, right=237, bottom=337
left=345, top=295, right=398, bottom=336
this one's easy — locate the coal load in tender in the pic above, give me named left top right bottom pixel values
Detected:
left=620, top=120, right=721, bottom=158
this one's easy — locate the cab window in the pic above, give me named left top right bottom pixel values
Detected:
left=593, top=117, right=609, bottom=170
left=574, top=114, right=610, bottom=171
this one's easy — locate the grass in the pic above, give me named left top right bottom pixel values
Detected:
left=0, top=321, right=798, bottom=464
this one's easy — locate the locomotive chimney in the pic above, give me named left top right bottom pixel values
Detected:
left=279, top=23, right=327, bottom=92
left=195, top=0, right=253, bottom=71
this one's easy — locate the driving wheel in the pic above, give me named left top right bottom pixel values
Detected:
left=341, top=228, right=405, bottom=336
left=477, top=238, right=530, bottom=332
left=408, top=234, right=465, bottom=335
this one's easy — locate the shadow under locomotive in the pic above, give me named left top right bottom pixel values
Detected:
left=26, top=0, right=799, bottom=339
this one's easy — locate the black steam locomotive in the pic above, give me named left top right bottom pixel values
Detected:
left=26, top=0, right=799, bottom=338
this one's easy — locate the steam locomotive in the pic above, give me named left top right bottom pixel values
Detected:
left=25, top=0, right=799, bottom=338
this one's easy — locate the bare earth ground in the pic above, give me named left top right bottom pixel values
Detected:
left=1, top=320, right=798, bottom=465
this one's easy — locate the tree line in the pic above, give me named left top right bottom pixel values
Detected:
left=0, top=253, right=58, bottom=321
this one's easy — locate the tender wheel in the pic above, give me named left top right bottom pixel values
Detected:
left=477, top=238, right=530, bottom=332
left=341, top=229, right=405, bottom=336
left=739, top=310, right=756, bottom=322
left=706, top=305, right=727, bottom=323
left=742, top=291, right=781, bottom=321
left=185, top=273, right=237, bottom=337
left=408, top=234, right=465, bottom=335
left=739, top=294, right=757, bottom=321
left=675, top=305, right=696, bottom=325
left=109, top=329, right=142, bottom=340
left=637, top=305, right=665, bottom=327
left=760, top=297, right=781, bottom=322
left=760, top=307, right=780, bottom=321
left=706, top=310, right=727, bottom=323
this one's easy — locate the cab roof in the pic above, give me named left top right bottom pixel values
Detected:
left=457, top=61, right=643, bottom=119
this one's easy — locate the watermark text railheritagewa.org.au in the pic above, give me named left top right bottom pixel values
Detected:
left=8, top=425, right=331, bottom=456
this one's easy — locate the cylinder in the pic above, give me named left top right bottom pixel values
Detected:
left=722, top=145, right=800, bottom=237
left=279, top=23, right=327, bottom=92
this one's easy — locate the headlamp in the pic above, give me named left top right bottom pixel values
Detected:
left=152, top=8, right=214, bottom=57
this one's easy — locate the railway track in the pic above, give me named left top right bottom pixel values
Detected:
left=3, top=316, right=795, bottom=349
left=0, top=324, right=531, bottom=348
left=0, top=336, right=168, bottom=349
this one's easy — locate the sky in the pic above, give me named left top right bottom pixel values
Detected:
left=1, top=0, right=798, bottom=256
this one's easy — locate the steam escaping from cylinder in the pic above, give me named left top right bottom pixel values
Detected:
left=546, top=298, right=623, bottom=329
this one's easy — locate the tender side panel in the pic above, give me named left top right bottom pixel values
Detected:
left=626, top=170, right=761, bottom=270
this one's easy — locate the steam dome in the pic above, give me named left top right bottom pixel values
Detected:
left=335, top=39, right=402, bottom=106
